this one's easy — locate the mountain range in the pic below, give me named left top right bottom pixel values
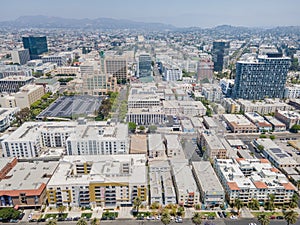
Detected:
left=0, top=15, right=176, bottom=30
left=0, top=16, right=299, bottom=35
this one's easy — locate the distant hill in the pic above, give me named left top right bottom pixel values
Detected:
left=0, top=15, right=176, bottom=30
left=0, top=16, right=299, bottom=35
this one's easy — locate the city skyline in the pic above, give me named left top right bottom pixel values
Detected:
left=0, top=0, right=299, bottom=28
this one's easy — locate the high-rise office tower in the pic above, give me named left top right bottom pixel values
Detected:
left=212, top=40, right=230, bottom=72
left=138, top=54, right=152, bottom=78
left=105, top=57, right=127, bottom=80
left=197, top=59, right=214, bottom=83
left=11, top=49, right=30, bottom=65
left=233, top=53, right=290, bottom=100
left=22, top=36, right=48, bottom=60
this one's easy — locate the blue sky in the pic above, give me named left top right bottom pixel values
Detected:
left=1, top=0, right=299, bottom=27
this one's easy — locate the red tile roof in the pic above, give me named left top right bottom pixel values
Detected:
left=227, top=182, right=240, bottom=191
left=270, top=168, right=280, bottom=173
left=281, top=182, right=296, bottom=191
left=253, top=181, right=268, bottom=189
left=260, top=158, right=270, bottom=163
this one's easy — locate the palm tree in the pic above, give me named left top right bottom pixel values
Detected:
left=57, top=205, right=66, bottom=216
left=284, top=210, right=298, bottom=225
left=161, top=212, right=171, bottom=225
left=258, top=214, right=270, bottom=225
left=46, top=219, right=57, bottom=225
left=90, top=218, right=99, bottom=225
left=133, top=196, right=142, bottom=214
left=76, top=218, right=87, bottom=225
left=290, top=201, right=298, bottom=209
left=297, top=180, right=300, bottom=190
left=234, top=198, right=243, bottom=215
left=248, top=198, right=260, bottom=210
left=192, top=212, right=202, bottom=225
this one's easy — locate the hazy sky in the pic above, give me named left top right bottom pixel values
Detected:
left=1, top=0, right=299, bottom=27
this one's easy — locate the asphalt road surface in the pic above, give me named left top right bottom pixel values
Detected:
left=19, top=218, right=299, bottom=225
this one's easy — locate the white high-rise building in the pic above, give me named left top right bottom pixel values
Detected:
left=11, top=49, right=30, bottom=65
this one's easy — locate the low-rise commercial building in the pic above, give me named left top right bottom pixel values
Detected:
left=164, top=135, right=183, bottom=158
left=192, top=161, right=225, bottom=208
left=47, top=155, right=147, bottom=208
left=245, top=112, right=272, bottom=132
left=222, top=114, right=257, bottom=133
left=253, top=139, right=299, bottom=169
left=148, top=134, right=166, bottom=159
left=200, top=132, right=227, bottom=159
left=275, top=110, right=300, bottom=129
left=264, top=116, right=286, bottom=132
left=0, top=159, right=58, bottom=208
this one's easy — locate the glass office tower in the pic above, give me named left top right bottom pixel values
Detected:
left=22, top=36, right=48, bottom=59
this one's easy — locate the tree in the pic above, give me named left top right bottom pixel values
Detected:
left=139, top=125, right=145, bottom=131
left=257, top=145, right=264, bottom=152
left=297, top=180, right=300, bottom=190
left=150, top=202, right=161, bottom=210
left=290, top=124, right=300, bottom=133
left=90, top=218, right=99, bottom=225
left=133, top=196, right=142, bottom=214
left=284, top=210, right=298, bottom=225
left=161, top=212, right=171, bottom=225
left=46, top=219, right=57, bottom=225
left=234, top=198, right=243, bottom=214
left=265, top=194, right=275, bottom=211
left=269, top=135, right=276, bottom=140
left=76, top=218, right=88, bottom=225
left=192, top=212, right=202, bottom=225
left=128, top=122, right=137, bottom=132
left=248, top=198, right=260, bottom=210
left=258, top=214, right=270, bottom=225
left=259, top=134, right=267, bottom=139
left=177, top=206, right=185, bottom=217
left=148, top=125, right=157, bottom=133
left=0, top=208, right=21, bottom=221
left=57, top=205, right=66, bottom=216
left=15, top=107, right=31, bottom=125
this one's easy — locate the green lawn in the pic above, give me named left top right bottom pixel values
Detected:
left=134, top=211, right=151, bottom=217
left=101, top=211, right=118, bottom=219
left=252, top=211, right=283, bottom=218
left=44, top=213, right=68, bottom=219
left=199, top=212, right=217, bottom=217
left=81, top=213, right=92, bottom=219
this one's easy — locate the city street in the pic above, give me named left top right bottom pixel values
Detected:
left=15, top=218, right=300, bottom=225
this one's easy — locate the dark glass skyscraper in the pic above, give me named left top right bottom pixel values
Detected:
left=232, top=53, right=290, bottom=100
left=138, top=54, right=152, bottom=78
left=212, top=40, right=230, bottom=72
left=22, top=36, right=48, bottom=59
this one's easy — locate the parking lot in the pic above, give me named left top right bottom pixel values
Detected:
left=37, top=96, right=102, bottom=119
